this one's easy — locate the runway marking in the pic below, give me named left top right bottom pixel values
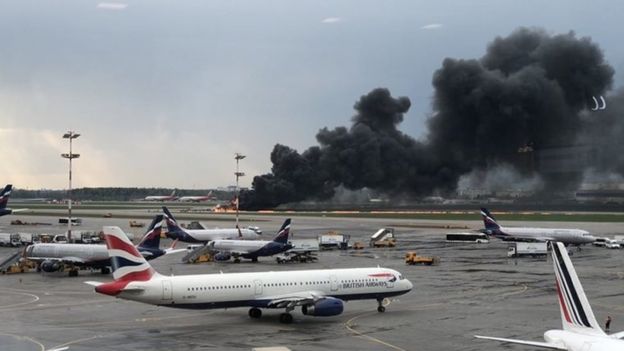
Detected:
left=345, top=312, right=406, bottom=351
left=0, top=331, right=45, bottom=351
left=48, top=335, right=102, bottom=350
left=0, top=289, right=39, bottom=309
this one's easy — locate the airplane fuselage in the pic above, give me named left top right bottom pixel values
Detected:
left=25, top=243, right=166, bottom=268
left=211, top=239, right=292, bottom=259
left=173, top=228, right=261, bottom=243
left=109, top=267, right=412, bottom=310
left=492, top=226, right=595, bottom=245
left=544, top=329, right=624, bottom=350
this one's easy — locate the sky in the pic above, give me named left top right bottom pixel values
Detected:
left=1, top=0, right=623, bottom=190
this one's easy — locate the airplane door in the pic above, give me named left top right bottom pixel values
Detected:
left=254, top=280, right=263, bottom=295
left=330, top=275, right=338, bottom=292
left=162, top=280, right=173, bottom=300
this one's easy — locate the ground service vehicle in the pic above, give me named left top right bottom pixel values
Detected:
left=405, top=251, right=439, bottom=265
left=507, top=242, right=548, bottom=258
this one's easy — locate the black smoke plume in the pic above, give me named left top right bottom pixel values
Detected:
left=241, top=28, right=617, bottom=209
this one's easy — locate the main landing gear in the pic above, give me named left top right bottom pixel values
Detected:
left=279, top=313, right=293, bottom=324
left=248, top=307, right=293, bottom=323
left=248, top=307, right=262, bottom=319
left=377, top=298, right=386, bottom=313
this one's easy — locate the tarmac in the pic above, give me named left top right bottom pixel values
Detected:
left=1, top=213, right=623, bottom=351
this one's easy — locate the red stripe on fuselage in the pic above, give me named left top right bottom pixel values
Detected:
left=555, top=279, right=573, bottom=324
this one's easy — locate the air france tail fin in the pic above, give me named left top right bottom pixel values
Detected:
left=137, top=215, right=164, bottom=250
left=271, top=218, right=291, bottom=244
left=551, top=242, right=605, bottom=335
left=0, top=184, right=12, bottom=209
left=480, top=208, right=501, bottom=231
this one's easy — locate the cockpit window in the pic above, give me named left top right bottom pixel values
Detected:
left=399, top=274, right=405, bottom=280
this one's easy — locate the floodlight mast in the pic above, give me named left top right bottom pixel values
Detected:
left=61, top=131, right=80, bottom=242
left=234, top=153, right=246, bottom=229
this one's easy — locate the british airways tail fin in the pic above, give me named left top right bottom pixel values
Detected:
left=137, top=215, right=164, bottom=250
left=551, top=242, right=605, bottom=335
left=271, top=218, right=291, bottom=244
left=93, top=226, right=158, bottom=296
left=480, top=208, right=501, bottom=231
left=0, top=184, right=12, bottom=209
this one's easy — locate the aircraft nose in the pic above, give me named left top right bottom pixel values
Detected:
left=405, top=279, right=413, bottom=291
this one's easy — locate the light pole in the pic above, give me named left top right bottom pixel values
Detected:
left=61, top=131, right=80, bottom=242
left=234, top=153, right=246, bottom=229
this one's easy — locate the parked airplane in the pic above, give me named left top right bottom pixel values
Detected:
left=24, top=215, right=182, bottom=276
left=163, top=206, right=261, bottom=242
left=0, top=184, right=28, bottom=217
left=178, top=191, right=216, bottom=202
left=475, top=242, right=624, bottom=350
left=145, top=190, right=177, bottom=202
left=210, top=218, right=292, bottom=262
left=480, top=208, right=596, bottom=245
left=86, top=225, right=413, bottom=323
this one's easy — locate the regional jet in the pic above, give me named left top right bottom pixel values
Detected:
left=144, top=190, right=177, bottom=202
left=25, top=215, right=182, bottom=276
left=210, top=218, right=292, bottom=262
left=475, top=242, right=624, bottom=350
left=480, top=208, right=595, bottom=245
left=86, top=226, right=413, bottom=323
left=163, top=206, right=261, bottom=242
left=0, top=184, right=28, bottom=217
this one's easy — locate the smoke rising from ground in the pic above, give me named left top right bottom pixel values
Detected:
left=241, top=28, right=619, bottom=209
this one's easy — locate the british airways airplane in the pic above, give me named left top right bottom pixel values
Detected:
left=480, top=208, right=596, bottom=245
left=86, top=226, right=413, bottom=323
left=475, top=242, right=624, bottom=350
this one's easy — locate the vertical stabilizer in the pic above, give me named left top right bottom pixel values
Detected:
left=103, top=226, right=156, bottom=282
left=271, top=218, right=291, bottom=244
left=551, top=242, right=605, bottom=335
left=0, top=184, right=12, bottom=209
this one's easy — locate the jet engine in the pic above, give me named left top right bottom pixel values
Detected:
left=301, top=297, right=344, bottom=316
left=40, top=260, right=63, bottom=272
left=214, top=252, right=231, bottom=261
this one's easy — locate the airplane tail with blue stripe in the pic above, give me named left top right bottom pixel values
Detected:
left=162, top=206, right=197, bottom=242
left=137, top=215, right=164, bottom=250
left=0, top=184, right=11, bottom=209
left=271, top=218, right=291, bottom=244
left=551, top=242, right=605, bottom=336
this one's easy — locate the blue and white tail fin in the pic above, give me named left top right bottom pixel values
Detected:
left=271, top=218, right=291, bottom=244
left=162, top=206, right=198, bottom=242
left=137, top=215, right=164, bottom=250
left=480, top=208, right=501, bottom=231
left=0, top=184, right=12, bottom=209
left=551, top=242, right=605, bottom=335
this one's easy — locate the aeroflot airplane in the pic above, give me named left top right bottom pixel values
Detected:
left=86, top=226, right=413, bottom=323
left=0, top=184, right=27, bottom=217
left=480, top=208, right=596, bottom=245
left=475, top=242, right=624, bottom=350
left=163, top=206, right=261, bottom=242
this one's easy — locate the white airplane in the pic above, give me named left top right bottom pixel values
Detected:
left=177, top=191, right=216, bottom=202
left=210, top=218, right=292, bottom=262
left=25, top=216, right=183, bottom=276
left=0, top=184, right=28, bottom=217
left=163, top=206, right=261, bottom=242
left=86, top=226, right=413, bottom=323
left=145, top=190, right=177, bottom=202
left=480, top=208, right=596, bottom=245
left=475, top=241, right=624, bottom=350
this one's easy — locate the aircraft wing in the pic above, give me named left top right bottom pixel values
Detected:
left=11, top=208, right=29, bottom=213
left=263, top=290, right=326, bottom=309
left=84, top=281, right=104, bottom=287
left=164, top=248, right=187, bottom=255
left=474, top=335, right=567, bottom=350
left=610, top=331, right=624, bottom=339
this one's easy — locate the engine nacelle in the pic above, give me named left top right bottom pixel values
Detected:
left=214, top=252, right=231, bottom=261
left=40, top=260, right=63, bottom=272
left=301, top=297, right=344, bottom=317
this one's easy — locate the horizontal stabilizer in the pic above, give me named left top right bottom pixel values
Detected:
left=84, top=281, right=104, bottom=287
left=474, top=335, right=567, bottom=350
